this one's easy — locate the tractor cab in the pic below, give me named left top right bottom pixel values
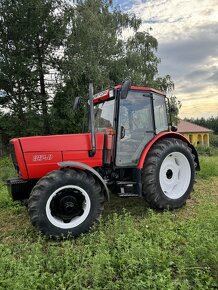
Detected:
left=93, top=84, right=168, bottom=167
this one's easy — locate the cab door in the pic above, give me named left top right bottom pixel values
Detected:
left=116, top=90, right=154, bottom=167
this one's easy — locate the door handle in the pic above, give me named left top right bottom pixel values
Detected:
left=120, top=126, right=125, bottom=139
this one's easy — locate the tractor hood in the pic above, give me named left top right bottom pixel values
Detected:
left=16, top=133, right=104, bottom=152
left=10, top=133, right=105, bottom=179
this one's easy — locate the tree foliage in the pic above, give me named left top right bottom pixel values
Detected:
left=0, top=0, right=177, bottom=144
left=168, top=95, right=182, bottom=125
left=0, top=0, right=68, bottom=139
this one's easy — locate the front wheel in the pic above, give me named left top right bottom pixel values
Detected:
left=28, top=168, right=104, bottom=239
left=142, top=138, right=195, bottom=210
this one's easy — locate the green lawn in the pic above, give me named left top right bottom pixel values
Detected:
left=0, top=157, right=217, bottom=289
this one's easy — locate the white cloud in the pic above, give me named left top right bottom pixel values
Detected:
left=129, top=0, right=218, bottom=118
left=131, top=0, right=218, bottom=40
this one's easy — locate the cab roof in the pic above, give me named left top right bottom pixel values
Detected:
left=93, top=85, right=166, bottom=104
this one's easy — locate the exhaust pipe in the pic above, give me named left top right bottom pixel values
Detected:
left=88, top=83, right=96, bottom=157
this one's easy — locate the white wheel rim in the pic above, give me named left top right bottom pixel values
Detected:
left=46, top=185, right=91, bottom=229
left=159, top=152, right=191, bottom=199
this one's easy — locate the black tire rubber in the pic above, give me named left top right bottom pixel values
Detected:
left=28, top=168, right=104, bottom=239
left=142, top=138, right=195, bottom=210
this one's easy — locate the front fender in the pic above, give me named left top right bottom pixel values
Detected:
left=138, top=132, right=200, bottom=170
left=57, top=161, right=110, bottom=200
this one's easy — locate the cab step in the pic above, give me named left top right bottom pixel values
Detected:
left=116, top=181, right=139, bottom=197
left=118, top=191, right=139, bottom=197
left=116, top=181, right=137, bottom=185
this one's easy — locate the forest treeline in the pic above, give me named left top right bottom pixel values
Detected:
left=1, top=0, right=175, bottom=146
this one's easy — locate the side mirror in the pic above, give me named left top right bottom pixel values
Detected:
left=171, top=125, right=178, bottom=132
left=73, top=96, right=82, bottom=111
left=120, top=79, right=131, bottom=99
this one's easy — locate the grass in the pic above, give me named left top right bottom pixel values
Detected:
left=0, top=156, right=217, bottom=289
left=198, top=156, right=218, bottom=179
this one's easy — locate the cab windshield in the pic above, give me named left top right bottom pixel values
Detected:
left=94, top=99, right=115, bottom=131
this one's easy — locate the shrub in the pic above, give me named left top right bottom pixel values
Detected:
left=0, top=156, right=15, bottom=182
left=210, top=134, right=218, bottom=148
left=196, top=145, right=218, bottom=156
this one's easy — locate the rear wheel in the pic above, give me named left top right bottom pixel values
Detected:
left=142, top=138, right=195, bottom=209
left=28, top=168, right=104, bottom=238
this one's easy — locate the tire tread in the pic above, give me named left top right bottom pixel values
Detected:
left=28, top=169, right=104, bottom=239
left=142, top=138, right=195, bottom=210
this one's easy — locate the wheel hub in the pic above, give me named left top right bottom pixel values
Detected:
left=50, top=188, right=85, bottom=223
left=166, top=169, right=173, bottom=179
left=60, top=196, right=77, bottom=213
left=159, top=152, right=191, bottom=199
left=64, top=201, right=75, bottom=211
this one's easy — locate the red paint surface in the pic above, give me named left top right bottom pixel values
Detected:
left=63, top=150, right=103, bottom=167
left=130, top=86, right=165, bottom=96
left=11, top=139, right=28, bottom=179
left=105, top=135, right=113, bottom=150
left=27, top=164, right=61, bottom=179
left=20, top=133, right=104, bottom=152
left=114, top=85, right=166, bottom=96
left=138, top=132, right=190, bottom=169
left=93, top=89, right=110, bottom=104
left=93, top=85, right=166, bottom=104
left=11, top=133, right=105, bottom=179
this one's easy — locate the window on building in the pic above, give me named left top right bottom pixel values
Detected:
left=197, top=134, right=202, bottom=145
left=189, top=134, right=193, bottom=143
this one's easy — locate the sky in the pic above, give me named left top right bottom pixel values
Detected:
left=114, top=0, right=218, bottom=119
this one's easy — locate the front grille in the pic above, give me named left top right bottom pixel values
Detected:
left=9, top=142, right=19, bottom=173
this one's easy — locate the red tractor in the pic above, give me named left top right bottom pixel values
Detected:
left=7, top=81, right=200, bottom=238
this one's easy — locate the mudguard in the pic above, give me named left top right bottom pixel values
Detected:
left=58, top=161, right=110, bottom=200
left=138, top=132, right=200, bottom=170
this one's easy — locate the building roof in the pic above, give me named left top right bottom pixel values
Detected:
left=177, top=120, right=213, bottom=133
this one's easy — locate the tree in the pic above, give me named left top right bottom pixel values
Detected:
left=52, top=0, right=142, bottom=133
left=52, top=0, right=177, bottom=132
left=168, top=95, right=181, bottom=125
left=0, top=0, right=68, bottom=138
left=62, top=1, right=174, bottom=93
left=62, top=0, right=141, bottom=95
left=124, top=31, right=159, bottom=86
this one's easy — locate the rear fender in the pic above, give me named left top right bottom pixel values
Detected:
left=188, top=144, right=200, bottom=171
left=58, top=161, right=110, bottom=201
left=138, top=132, right=200, bottom=170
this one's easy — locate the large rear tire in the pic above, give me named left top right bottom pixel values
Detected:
left=28, top=168, right=104, bottom=239
left=142, top=138, right=195, bottom=210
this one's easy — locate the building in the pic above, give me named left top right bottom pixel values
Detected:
left=177, top=120, right=213, bottom=146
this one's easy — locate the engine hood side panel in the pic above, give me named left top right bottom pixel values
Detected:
left=19, top=133, right=104, bottom=152
left=10, top=139, right=29, bottom=179
left=11, top=133, right=105, bottom=179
